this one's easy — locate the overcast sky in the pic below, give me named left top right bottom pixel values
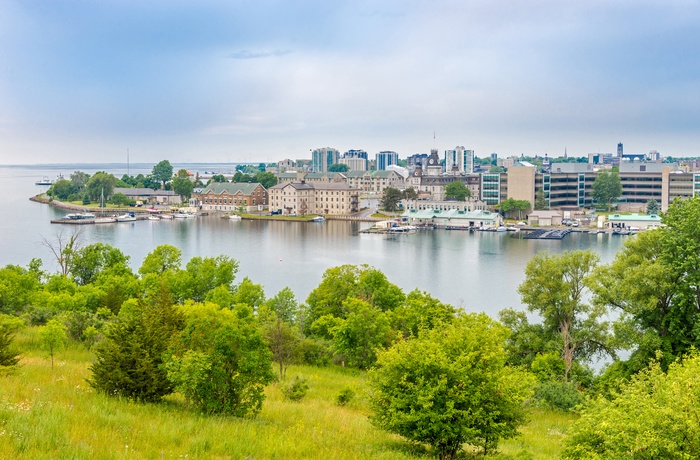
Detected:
left=1, top=0, right=699, bottom=165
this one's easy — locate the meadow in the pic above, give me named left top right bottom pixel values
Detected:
left=0, top=327, right=575, bottom=459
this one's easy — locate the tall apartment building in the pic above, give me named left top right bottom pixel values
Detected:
left=312, top=147, right=340, bottom=172
left=444, top=146, right=475, bottom=174
left=376, top=151, right=399, bottom=171
left=343, top=149, right=368, bottom=160
left=339, top=157, right=368, bottom=171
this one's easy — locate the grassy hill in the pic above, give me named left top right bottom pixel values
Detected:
left=0, top=327, right=575, bottom=459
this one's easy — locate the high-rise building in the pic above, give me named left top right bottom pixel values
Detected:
left=444, top=146, right=475, bottom=174
left=375, top=151, right=399, bottom=171
left=343, top=149, right=368, bottom=160
left=617, top=142, right=624, bottom=157
left=312, top=147, right=339, bottom=172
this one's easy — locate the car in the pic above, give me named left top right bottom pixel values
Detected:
left=572, top=221, right=579, bottom=227
left=516, top=221, right=527, bottom=226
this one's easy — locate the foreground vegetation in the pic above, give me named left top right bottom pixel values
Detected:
left=0, top=327, right=573, bottom=459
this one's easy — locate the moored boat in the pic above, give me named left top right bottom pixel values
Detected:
left=117, top=213, right=136, bottom=222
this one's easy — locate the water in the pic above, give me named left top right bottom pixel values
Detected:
left=0, top=164, right=627, bottom=315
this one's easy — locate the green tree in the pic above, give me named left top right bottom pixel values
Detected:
left=88, top=285, right=184, bottom=402
left=369, top=314, right=535, bottom=458
left=138, top=245, right=182, bottom=276
left=563, top=352, right=700, bottom=459
left=591, top=170, right=622, bottom=211
left=165, top=302, right=274, bottom=415
left=380, top=187, right=403, bottom=212
left=254, top=171, right=278, bottom=189
left=262, top=316, right=301, bottom=379
left=86, top=172, right=118, bottom=202
left=110, top=193, right=131, bottom=206
left=0, top=314, right=23, bottom=369
left=40, top=319, right=67, bottom=369
left=69, top=243, right=130, bottom=286
left=232, top=277, right=266, bottom=311
left=152, top=160, right=174, bottom=189
left=0, top=263, right=42, bottom=315
left=264, top=287, right=299, bottom=324
left=180, top=255, right=239, bottom=303
left=402, top=187, right=418, bottom=201
left=328, top=163, right=349, bottom=172
left=210, top=174, right=227, bottom=183
left=172, top=169, right=194, bottom=200
left=646, top=198, right=660, bottom=215
left=70, top=171, right=90, bottom=192
left=389, top=289, right=456, bottom=338
left=518, top=250, right=613, bottom=382
left=49, top=179, right=76, bottom=200
left=535, top=188, right=548, bottom=210
left=444, top=181, right=470, bottom=201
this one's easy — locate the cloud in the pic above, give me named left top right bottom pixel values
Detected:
left=227, top=49, right=293, bottom=60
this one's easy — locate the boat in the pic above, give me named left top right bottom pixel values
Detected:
left=63, top=212, right=96, bottom=220
left=311, top=216, right=325, bottom=222
left=95, top=216, right=117, bottom=224
left=227, top=214, right=242, bottom=220
left=160, top=213, right=174, bottom=220
left=117, top=213, right=136, bottom=222
left=148, top=215, right=161, bottom=221
left=36, top=177, right=53, bottom=186
left=496, top=226, right=508, bottom=232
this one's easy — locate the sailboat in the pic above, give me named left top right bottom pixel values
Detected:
left=95, top=189, right=117, bottom=224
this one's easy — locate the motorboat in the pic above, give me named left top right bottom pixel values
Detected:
left=228, top=214, right=242, bottom=220
left=36, top=177, right=53, bottom=186
left=117, top=213, right=136, bottom=222
left=148, top=215, right=161, bottom=221
left=311, top=215, right=326, bottom=222
left=63, top=213, right=96, bottom=220
left=95, top=216, right=117, bottom=224
left=496, top=226, right=508, bottom=232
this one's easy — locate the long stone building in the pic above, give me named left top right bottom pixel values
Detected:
left=268, top=181, right=360, bottom=216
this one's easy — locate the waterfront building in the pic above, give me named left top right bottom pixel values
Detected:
left=527, top=210, right=563, bottom=227
left=312, top=147, right=340, bottom=172
left=196, top=182, right=268, bottom=212
left=402, top=208, right=502, bottom=229
left=606, top=213, right=662, bottom=230
left=402, top=197, right=488, bottom=213
left=376, top=151, right=399, bottom=171
left=112, top=187, right=181, bottom=206
left=268, top=181, right=360, bottom=216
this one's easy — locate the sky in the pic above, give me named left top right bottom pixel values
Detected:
left=1, top=0, right=699, bottom=165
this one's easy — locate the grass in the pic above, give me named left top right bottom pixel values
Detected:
left=0, top=328, right=576, bottom=459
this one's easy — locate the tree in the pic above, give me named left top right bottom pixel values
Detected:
left=180, top=255, right=239, bottom=303
left=165, top=302, right=274, bottom=415
left=264, top=287, right=299, bottom=324
left=40, top=319, right=67, bottom=369
left=152, top=160, right=173, bottom=189
left=69, top=243, right=130, bottom=286
left=380, top=187, right=403, bottom=212
left=41, top=228, right=83, bottom=276
left=210, top=174, right=227, bottom=183
left=262, top=316, right=301, bottom=379
left=70, top=171, right=90, bottom=192
left=0, top=263, right=42, bottom=315
left=254, top=171, right=278, bottom=189
left=402, top=187, right=418, bottom=201
left=444, top=181, right=470, bottom=201
left=49, top=179, right=75, bottom=200
left=89, top=285, right=184, bottom=402
left=328, top=163, right=349, bottom=172
left=369, top=314, right=535, bottom=458
left=85, top=172, right=118, bottom=202
left=172, top=169, right=194, bottom=200
left=591, top=170, right=622, bottom=211
left=563, top=352, right=700, bottom=459
left=499, top=198, right=530, bottom=220
left=389, top=289, right=456, bottom=339
left=646, top=198, right=660, bottom=215
left=138, top=245, right=182, bottom=276
left=110, top=193, right=131, bottom=206
left=535, top=188, right=548, bottom=210
left=0, top=314, right=23, bottom=369
left=518, top=250, right=613, bottom=382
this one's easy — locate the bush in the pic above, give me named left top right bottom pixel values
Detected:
left=0, top=314, right=23, bottom=369
left=532, top=381, right=583, bottom=411
left=82, top=195, right=90, bottom=205
left=336, top=387, right=355, bottom=406
left=296, top=337, right=333, bottom=366
left=282, top=376, right=309, bottom=401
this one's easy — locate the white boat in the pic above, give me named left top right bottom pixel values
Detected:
left=117, top=213, right=136, bottom=222
left=496, top=226, right=508, bottom=232
left=36, top=177, right=53, bottom=186
left=312, top=216, right=326, bottom=222
left=174, top=212, right=196, bottom=218
left=95, top=216, right=117, bottom=224
left=63, top=212, right=96, bottom=220
left=148, top=215, right=160, bottom=221
left=227, top=214, right=242, bottom=220
left=160, top=214, right=174, bottom=220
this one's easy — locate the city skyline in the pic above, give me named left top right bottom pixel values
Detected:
left=1, top=1, right=699, bottom=165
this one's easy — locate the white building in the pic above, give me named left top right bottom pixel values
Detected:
left=445, top=146, right=475, bottom=174
left=268, top=181, right=360, bottom=216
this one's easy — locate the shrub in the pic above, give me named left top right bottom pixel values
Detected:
left=296, top=337, right=333, bottom=366
left=0, top=314, right=23, bottom=370
left=532, top=381, right=583, bottom=411
left=282, top=376, right=309, bottom=402
left=336, top=387, right=355, bottom=406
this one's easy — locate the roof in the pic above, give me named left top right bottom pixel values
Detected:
left=269, top=181, right=358, bottom=191
left=201, top=182, right=264, bottom=195
left=527, top=210, right=562, bottom=218
left=607, top=213, right=662, bottom=222
left=113, top=187, right=177, bottom=197
left=403, top=209, right=500, bottom=221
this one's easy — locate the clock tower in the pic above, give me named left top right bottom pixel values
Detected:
left=426, top=149, right=442, bottom=176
